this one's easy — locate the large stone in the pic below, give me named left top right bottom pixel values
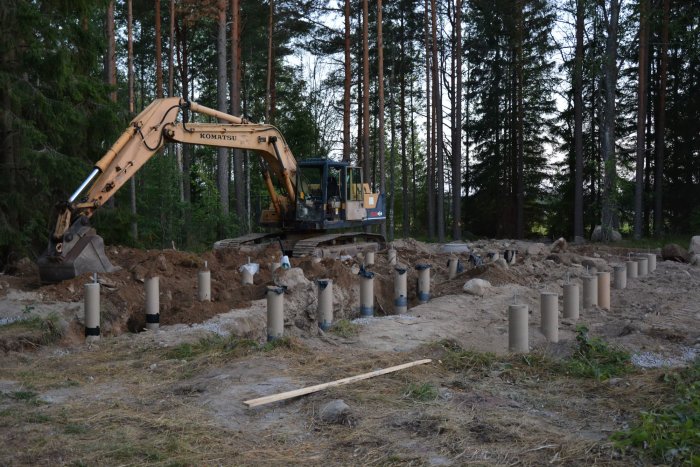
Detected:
left=689, top=236, right=700, bottom=255
left=690, top=254, right=700, bottom=267
left=319, top=399, right=354, bottom=425
left=580, top=256, right=607, bottom=272
left=662, top=243, right=688, bottom=263
left=519, top=242, right=547, bottom=256
left=550, top=237, right=567, bottom=253
left=462, top=278, right=492, bottom=296
left=591, top=225, right=622, bottom=242
left=277, top=267, right=311, bottom=289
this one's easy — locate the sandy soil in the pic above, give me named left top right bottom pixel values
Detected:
left=1, top=237, right=698, bottom=465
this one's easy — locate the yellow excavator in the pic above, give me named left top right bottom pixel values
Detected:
left=38, top=97, right=385, bottom=283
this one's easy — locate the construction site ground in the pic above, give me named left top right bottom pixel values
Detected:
left=1, top=238, right=699, bottom=465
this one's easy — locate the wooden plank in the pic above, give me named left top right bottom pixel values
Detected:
left=243, top=358, right=432, bottom=408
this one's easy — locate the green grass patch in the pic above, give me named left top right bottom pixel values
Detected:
left=0, top=314, right=63, bottom=346
left=330, top=319, right=360, bottom=338
left=404, top=382, right=438, bottom=402
left=438, top=340, right=498, bottom=375
left=560, top=325, right=632, bottom=380
left=613, top=359, right=700, bottom=465
left=11, top=390, right=39, bottom=401
left=164, top=335, right=258, bottom=361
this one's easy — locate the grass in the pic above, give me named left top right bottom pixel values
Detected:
left=613, top=359, right=700, bottom=465
left=403, top=382, right=438, bottom=402
left=560, top=325, right=632, bottom=381
left=164, top=335, right=258, bottom=361
left=330, top=319, right=360, bottom=338
left=438, top=340, right=498, bottom=375
left=0, top=314, right=63, bottom=346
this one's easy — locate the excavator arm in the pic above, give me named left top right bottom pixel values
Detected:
left=39, top=97, right=299, bottom=283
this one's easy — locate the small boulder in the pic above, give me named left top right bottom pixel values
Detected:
left=580, top=256, right=607, bottom=272
left=690, top=254, right=700, bottom=267
left=319, top=399, right=354, bottom=425
left=463, top=278, right=492, bottom=296
left=591, top=225, right=622, bottom=242
left=689, top=236, right=700, bottom=255
left=492, top=258, right=509, bottom=270
left=523, top=242, right=547, bottom=256
left=661, top=243, right=688, bottom=262
left=277, top=267, right=311, bottom=289
left=550, top=237, right=567, bottom=253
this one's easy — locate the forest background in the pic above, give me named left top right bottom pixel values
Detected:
left=0, top=0, right=698, bottom=268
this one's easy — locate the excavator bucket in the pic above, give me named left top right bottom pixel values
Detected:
left=38, top=218, right=119, bottom=283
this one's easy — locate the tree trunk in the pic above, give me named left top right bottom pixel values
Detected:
left=362, top=0, right=370, bottom=193
left=424, top=0, right=434, bottom=240
left=216, top=0, right=229, bottom=233
left=127, top=0, right=138, bottom=241
left=176, top=19, right=191, bottom=207
left=430, top=0, right=445, bottom=242
left=600, top=0, right=620, bottom=241
left=515, top=0, right=524, bottom=239
left=653, top=0, right=669, bottom=236
left=106, top=1, right=117, bottom=102
left=168, top=0, right=175, bottom=96
left=230, top=0, right=245, bottom=230
left=633, top=0, right=649, bottom=239
left=265, top=0, right=275, bottom=123
left=389, top=69, right=397, bottom=241
left=451, top=0, right=462, bottom=240
left=155, top=0, right=163, bottom=98
left=377, top=0, right=386, bottom=238
left=343, top=0, right=351, bottom=162
left=573, top=0, right=584, bottom=241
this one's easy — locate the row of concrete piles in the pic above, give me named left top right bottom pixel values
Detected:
left=508, top=252, right=657, bottom=353
left=81, top=249, right=438, bottom=342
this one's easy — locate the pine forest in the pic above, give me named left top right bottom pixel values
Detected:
left=1, top=0, right=699, bottom=264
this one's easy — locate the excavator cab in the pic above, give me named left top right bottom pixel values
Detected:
left=294, top=159, right=385, bottom=230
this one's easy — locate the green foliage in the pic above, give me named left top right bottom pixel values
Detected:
left=438, top=340, right=498, bottom=375
left=404, top=382, right=438, bottom=402
left=164, top=335, right=257, bottom=361
left=0, top=314, right=63, bottom=346
left=330, top=319, right=360, bottom=338
left=562, top=325, right=632, bottom=380
left=613, top=360, right=700, bottom=465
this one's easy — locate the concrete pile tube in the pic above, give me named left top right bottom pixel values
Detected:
left=563, top=283, right=579, bottom=320
left=637, top=257, right=649, bottom=277
left=198, top=269, right=211, bottom=301
left=266, top=286, right=285, bottom=341
left=84, top=282, right=101, bottom=342
left=597, top=271, right=611, bottom=310
left=365, top=251, right=375, bottom=266
left=448, top=257, right=459, bottom=280
left=540, top=292, right=559, bottom=342
left=316, top=279, right=333, bottom=331
left=626, top=260, right=638, bottom=279
left=416, top=264, right=432, bottom=304
left=359, top=268, right=375, bottom=317
left=613, top=265, right=627, bottom=289
left=647, top=253, right=657, bottom=272
left=388, top=249, right=397, bottom=266
left=508, top=304, right=529, bottom=353
left=241, top=268, right=254, bottom=285
left=582, top=275, right=598, bottom=309
left=394, top=267, right=408, bottom=314
left=145, top=277, right=160, bottom=330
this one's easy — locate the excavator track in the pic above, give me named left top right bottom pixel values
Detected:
left=213, top=232, right=278, bottom=250
left=292, top=232, right=385, bottom=258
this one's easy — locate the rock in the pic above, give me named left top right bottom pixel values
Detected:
left=277, top=267, right=310, bottom=289
left=590, top=225, right=622, bottom=242
left=440, top=242, right=470, bottom=254
left=156, top=254, right=170, bottom=272
left=525, top=243, right=547, bottom=256
left=580, top=256, right=607, bottom=272
left=463, top=278, right=492, bottom=296
left=550, top=237, right=567, bottom=253
left=492, top=258, right=509, bottom=270
left=319, top=399, right=353, bottom=425
left=661, top=243, right=688, bottom=262
left=690, top=254, right=700, bottom=267
left=689, top=236, right=700, bottom=255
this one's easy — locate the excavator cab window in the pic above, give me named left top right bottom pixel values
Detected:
left=347, top=167, right=363, bottom=201
left=297, top=166, right=324, bottom=201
